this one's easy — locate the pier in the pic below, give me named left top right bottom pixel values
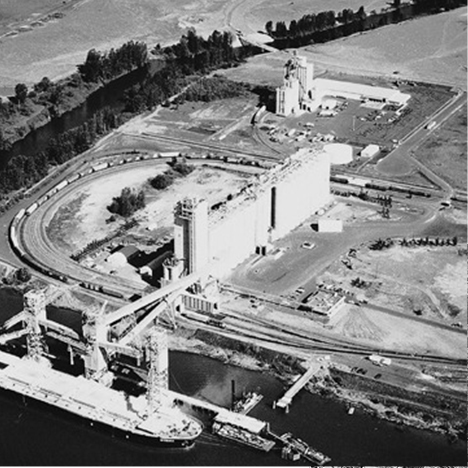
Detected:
left=168, top=390, right=267, bottom=434
left=274, top=362, right=323, bottom=413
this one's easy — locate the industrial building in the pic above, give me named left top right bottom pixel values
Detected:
left=166, top=148, right=330, bottom=279
left=360, top=144, right=380, bottom=159
left=107, top=245, right=140, bottom=267
left=276, top=54, right=410, bottom=116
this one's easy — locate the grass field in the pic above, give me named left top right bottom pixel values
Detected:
left=412, top=103, right=467, bottom=192
left=0, top=0, right=403, bottom=92
left=221, top=7, right=467, bottom=90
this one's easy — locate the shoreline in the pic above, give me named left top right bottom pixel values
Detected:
left=169, top=326, right=466, bottom=442
left=0, top=283, right=465, bottom=444
left=1, top=64, right=148, bottom=148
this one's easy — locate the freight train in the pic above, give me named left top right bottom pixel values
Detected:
left=8, top=149, right=273, bottom=295
left=331, top=175, right=432, bottom=198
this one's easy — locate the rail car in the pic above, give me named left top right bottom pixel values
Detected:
left=54, top=180, right=69, bottom=192
left=206, top=319, right=226, bottom=329
left=330, top=176, right=349, bottom=184
left=14, top=209, right=26, bottom=223
left=67, top=173, right=81, bottom=184
left=79, top=281, right=124, bottom=299
left=25, top=203, right=38, bottom=216
left=364, top=182, right=388, bottom=191
left=91, top=162, right=109, bottom=172
left=8, top=229, right=69, bottom=283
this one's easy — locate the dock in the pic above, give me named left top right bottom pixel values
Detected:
left=168, top=390, right=267, bottom=434
left=274, top=362, right=322, bottom=412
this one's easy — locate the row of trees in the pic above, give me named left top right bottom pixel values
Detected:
left=124, top=29, right=240, bottom=114
left=176, top=75, right=250, bottom=103
left=70, top=218, right=138, bottom=262
left=265, top=0, right=466, bottom=45
left=0, top=107, right=121, bottom=194
left=0, top=41, right=148, bottom=146
left=163, top=29, right=237, bottom=74
left=77, top=41, right=148, bottom=83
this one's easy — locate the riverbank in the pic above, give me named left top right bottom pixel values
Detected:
left=1, top=80, right=100, bottom=145
left=169, top=325, right=467, bottom=442
left=1, top=281, right=465, bottom=443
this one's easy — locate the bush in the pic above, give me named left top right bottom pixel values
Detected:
left=150, top=172, right=175, bottom=190
left=177, top=76, right=250, bottom=102
left=107, top=187, right=145, bottom=217
left=16, top=267, right=31, bottom=283
left=171, top=160, right=194, bottom=176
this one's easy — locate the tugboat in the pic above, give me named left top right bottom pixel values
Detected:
left=232, top=392, right=263, bottom=415
left=280, top=432, right=331, bottom=465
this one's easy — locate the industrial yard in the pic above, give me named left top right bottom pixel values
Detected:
left=0, top=1, right=466, bottom=465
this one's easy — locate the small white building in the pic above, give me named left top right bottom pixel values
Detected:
left=360, top=144, right=380, bottom=159
left=321, top=98, right=338, bottom=110
left=317, top=219, right=343, bottom=233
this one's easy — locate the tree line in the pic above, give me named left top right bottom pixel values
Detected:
left=1, top=29, right=241, bottom=200
left=0, top=107, right=121, bottom=194
left=175, top=75, right=251, bottom=103
left=0, top=41, right=148, bottom=139
left=77, top=41, right=148, bottom=83
left=123, top=29, right=241, bottom=113
left=265, top=0, right=466, bottom=47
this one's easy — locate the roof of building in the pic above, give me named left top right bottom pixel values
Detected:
left=113, top=245, right=140, bottom=259
left=315, top=78, right=410, bottom=104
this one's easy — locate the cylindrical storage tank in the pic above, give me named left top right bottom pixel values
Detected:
left=324, top=143, right=353, bottom=165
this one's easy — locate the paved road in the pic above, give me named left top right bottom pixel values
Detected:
left=375, top=91, right=467, bottom=197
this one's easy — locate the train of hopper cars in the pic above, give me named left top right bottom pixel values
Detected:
left=330, top=175, right=434, bottom=198
left=8, top=151, right=273, bottom=299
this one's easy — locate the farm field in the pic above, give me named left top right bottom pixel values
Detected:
left=0, top=0, right=400, bottom=92
left=220, top=7, right=467, bottom=90
left=411, top=103, right=467, bottom=192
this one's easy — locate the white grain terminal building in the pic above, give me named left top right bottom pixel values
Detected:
left=276, top=54, right=410, bottom=116
left=166, top=148, right=330, bottom=279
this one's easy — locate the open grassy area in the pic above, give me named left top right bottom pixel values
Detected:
left=412, top=103, right=467, bottom=192
left=0, top=0, right=417, bottom=92
left=220, top=7, right=467, bottom=90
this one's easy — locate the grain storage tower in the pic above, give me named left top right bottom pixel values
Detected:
left=324, top=143, right=353, bottom=165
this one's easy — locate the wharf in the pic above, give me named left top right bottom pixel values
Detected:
left=168, top=390, right=267, bottom=434
left=274, top=362, right=322, bottom=412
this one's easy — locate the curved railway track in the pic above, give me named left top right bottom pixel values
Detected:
left=10, top=154, right=266, bottom=299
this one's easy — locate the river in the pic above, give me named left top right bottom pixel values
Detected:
left=0, top=64, right=153, bottom=170
left=0, top=287, right=465, bottom=465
